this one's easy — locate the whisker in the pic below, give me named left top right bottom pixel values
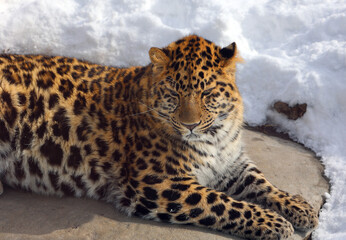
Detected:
left=127, top=108, right=155, bottom=117
left=137, top=101, right=172, bottom=123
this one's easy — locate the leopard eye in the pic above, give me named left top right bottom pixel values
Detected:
left=201, top=88, right=215, bottom=97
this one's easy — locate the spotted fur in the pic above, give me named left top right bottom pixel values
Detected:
left=0, top=35, right=317, bottom=239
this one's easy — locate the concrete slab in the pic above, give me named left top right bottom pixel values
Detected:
left=0, top=129, right=329, bottom=240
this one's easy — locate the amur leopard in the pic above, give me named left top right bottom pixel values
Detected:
left=0, top=35, right=318, bottom=239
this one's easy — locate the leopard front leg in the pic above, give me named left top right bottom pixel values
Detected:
left=118, top=176, right=293, bottom=240
left=216, top=154, right=318, bottom=230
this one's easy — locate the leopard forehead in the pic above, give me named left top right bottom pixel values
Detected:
left=162, top=35, right=226, bottom=91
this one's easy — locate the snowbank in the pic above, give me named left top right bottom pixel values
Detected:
left=1, top=0, right=345, bottom=239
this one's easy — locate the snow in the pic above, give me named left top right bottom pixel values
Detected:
left=1, top=0, right=345, bottom=239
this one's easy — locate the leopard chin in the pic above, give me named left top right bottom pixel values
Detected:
left=182, top=132, right=200, bottom=141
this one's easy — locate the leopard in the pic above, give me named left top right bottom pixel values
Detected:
left=0, top=35, right=318, bottom=239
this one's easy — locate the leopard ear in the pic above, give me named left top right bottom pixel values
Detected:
left=220, top=42, right=236, bottom=60
left=149, top=47, right=170, bottom=65
left=220, top=42, right=242, bottom=69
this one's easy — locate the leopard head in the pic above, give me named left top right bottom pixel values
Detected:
left=147, top=35, right=243, bottom=142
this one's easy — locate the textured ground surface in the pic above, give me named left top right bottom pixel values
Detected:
left=0, top=129, right=329, bottom=240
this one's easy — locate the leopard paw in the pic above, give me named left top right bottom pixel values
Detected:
left=256, top=214, right=294, bottom=240
left=278, top=194, right=318, bottom=230
left=233, top=207, right=294, bottom=240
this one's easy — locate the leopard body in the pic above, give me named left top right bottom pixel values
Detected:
left=0, top=35, right=318, bottom=239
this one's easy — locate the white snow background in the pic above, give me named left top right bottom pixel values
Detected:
left=0, top=0, right=345, bottom=239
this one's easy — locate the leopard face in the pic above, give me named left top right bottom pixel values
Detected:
left=147, top=35, right=243, bottom=142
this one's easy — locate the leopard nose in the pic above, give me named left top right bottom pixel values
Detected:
left=181, top=121, right=200, bottom=131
